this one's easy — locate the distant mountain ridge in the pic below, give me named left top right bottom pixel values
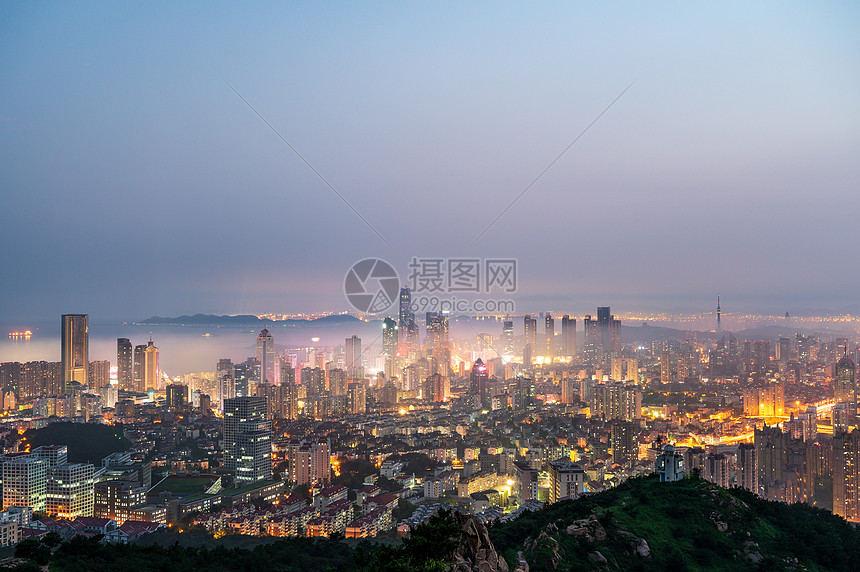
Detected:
left=137, top=313, right=368, bottom=327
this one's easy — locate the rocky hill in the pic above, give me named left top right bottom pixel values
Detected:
left=487, top=474, right=860, bottom=571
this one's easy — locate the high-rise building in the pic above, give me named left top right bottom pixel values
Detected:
left=523, top=315, right=537, bottom=363
left=470, top=359, right=489, bottom=408
left=737, top=443, right=757, bottom=493
left=610, top=421, right=638, bottom=467
left=117, top=338, right=133, bottom=391
left=47, top=463, right=94, bottom=518
left=583, top=315, right=599, bottom=367
left=287, top=438, right=331, bottom=486
left=143, top=340, right=159, bottom=392
left=833, top=428, right=860, bottom=521
left=3, top=458, right=46, bottom=511
left=133, top=345, right=146, bottom=393
left=382, top=318, right=398, bottom=358
left=502, top=319, right=514, bottom=356
left=835, top=355, right=856, bottom=412
left=398, top=288, right=418, bottom=353
left=329, top=368, right=347, bottom=397
left=216, top=359, right=235, bottom=411
left=166, top=384, right=188, bottom=409
left=347, top=382, right=366, bottom=414
left=87, top=360, right=110, bottom=389
left=61, top=314, right=88, bottom=393
left=544, top=313, right=555, bottom=358
left=345, top=336, right=362, bottom=380
left=223, top=397, right=271, bottom=483
left=561, top=316, right=576, bottom=358
left=256, top=329, right=276, bottom=385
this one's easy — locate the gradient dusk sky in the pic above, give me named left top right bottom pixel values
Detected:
left=2, top=2, right=859, bottom=322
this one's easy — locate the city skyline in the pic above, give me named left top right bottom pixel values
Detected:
left=2, top=3, right=859, bottom=322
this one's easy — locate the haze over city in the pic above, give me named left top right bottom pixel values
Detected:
left=3, top=4, right=860, bottom=571
left=2, top=2, right=859, bottom=322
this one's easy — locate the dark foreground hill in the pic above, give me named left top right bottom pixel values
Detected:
left=9, top=474, right=860, bottom=571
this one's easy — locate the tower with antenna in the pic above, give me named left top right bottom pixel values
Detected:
left=717, top=295, right=721, bottom=331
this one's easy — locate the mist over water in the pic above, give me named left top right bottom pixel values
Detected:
left=0, top=321, right=386, bottom=376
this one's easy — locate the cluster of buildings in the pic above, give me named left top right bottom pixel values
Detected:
left=0, top=304, right=857, bottom=550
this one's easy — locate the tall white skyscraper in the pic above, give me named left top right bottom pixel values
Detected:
left=256, top=329, right=275, bottom=385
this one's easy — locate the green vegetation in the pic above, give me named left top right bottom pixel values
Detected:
left=490, top=474, right=860, bottom=571
left=14, top=510, right=461, bottom=572
left=23, top=422, right=130, bottom=464
left=13, top=475, right=860, bottom=571
left=331, top=458, right=377, bottom=490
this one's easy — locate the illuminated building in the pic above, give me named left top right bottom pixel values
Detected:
left=544, top=313, right=554, bottom=358
left=382, top=318, right=397, bottom=358
left=755, top=425, right=787, bottom=501
left=94, top=480, right=146, bottom=523
left=61, top=314, right=88, bottom=393
left=345, top=335, right=362, bottom=380
left=47, top=462, right=94, bottom=518
left=133, top=345, right=146, bottom=393
left=288, top=438, right=330, bottom=486
left=502, top=318, right=514, bottom=356
left=833, top=429, right=860, bottom=522
left=704, top=453, right=729, bottom=488
left=166, top=384, right=188, bottom=409
left=655, top=445, right=684, bottom=482
left=236, top=430, right=273, bottom=485
left=583, top=315, right=599, bottom=367
left=143, top=340, right=158, bottom=392
left=347, top=382, right=366, bottom=414
left=398, top=288, right=418, bottom=353
left=223, top=397, right=270, bottom=484
left=117, top=338, right=133, bottom=391
left=561, top=315, right=576, bottom=358
left=2, top=458, right=46, bottom=511
left=835, top=355, right=856, bottom=412
left=548, top=459, right=584, bottom=502
left=256, top=329, right=275, bottom=385
left=88, top=360, right=110, bottom=389
left=329, top=367, right=347, bottom=397
left=523, top=315, right=537, bottom=363
left=470, top=359, right=489, bottom=408
left=737, top=443, right=757, bottom=492
left=589, top=381, right=641, bottom=421
left=214, top=359, right=235, bottom=412
left=609, top=420, right=637, bottom=467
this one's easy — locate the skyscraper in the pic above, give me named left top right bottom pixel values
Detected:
left=117, top=338, right=133, bottom=391
left=544, top=313, right=555, bottom=358
left=835, top=355, right=856, bottom=412
left=502, top=318, right=514, bottom=356
left=256, top=329, right=275, bottom=385
left=382, top=318, right=398, bottom=358
left=216, top=358, right=235, bottom=411
left=470, top=359, right=489, bottom=408
left=143, top=339, right=159, bottom=391
left=61, top=314, right=88, bottom=393
left=345, top=335, right=362, bottom=380
left=223, top=396, right=271, bottom=484
left=132, top=345, right=146, bottom=393
left=523, top=315, right=537, bottom=363
left=561, top=315, right=576, bottom=358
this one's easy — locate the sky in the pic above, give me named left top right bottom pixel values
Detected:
left=1, top=1, right=859, bottom=323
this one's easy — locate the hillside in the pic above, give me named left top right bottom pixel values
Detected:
left=11, top=474, right=860, bottom=571
left=489, top=474, right=860, bottom=571
left=23, top=422, right=131, bottom=464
